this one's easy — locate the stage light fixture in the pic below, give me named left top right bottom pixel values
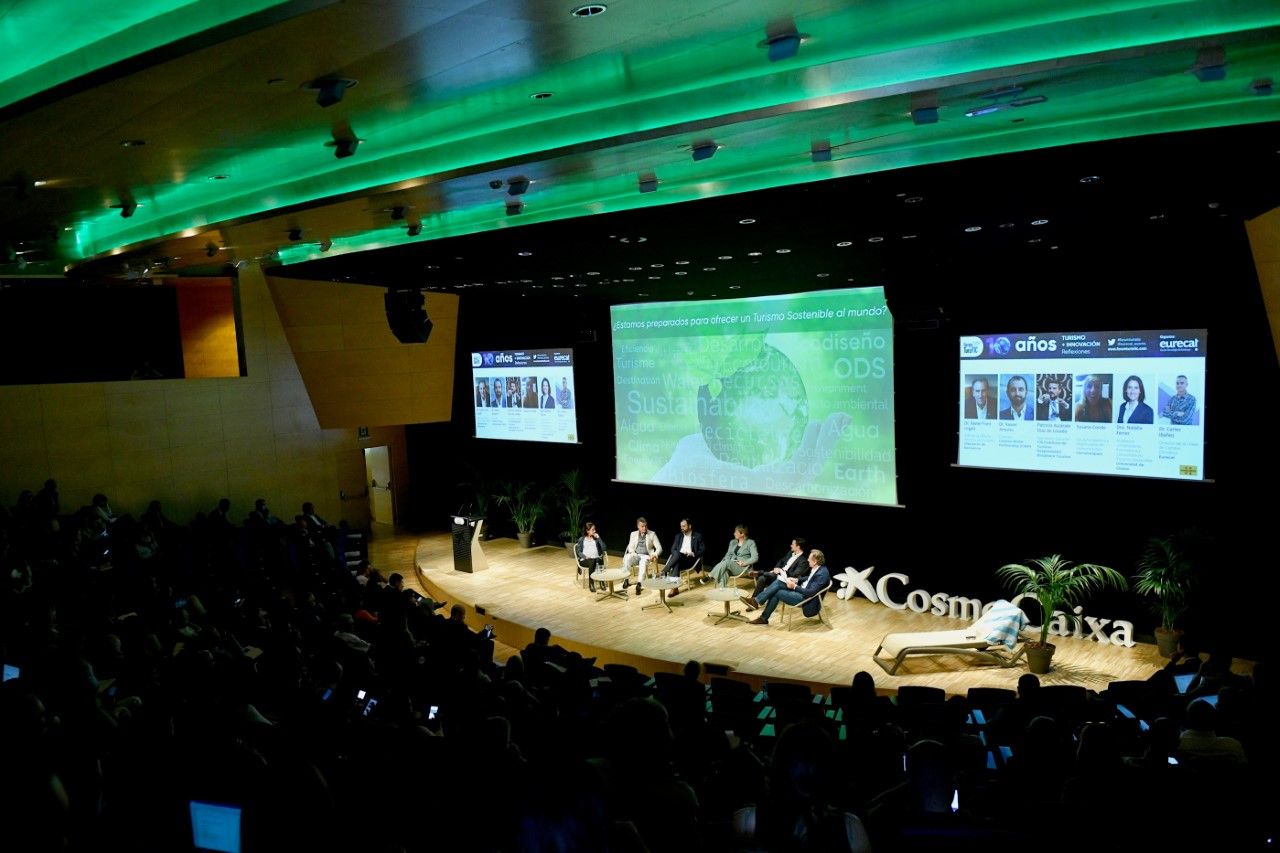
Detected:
left=691, top=140, right=718, bottom=161
left=327, top=121, right=362, bottom=159
left=306, top=76, right=358, bottom=108
left=638, top=172, right=658, bottom=193
left=1250, top=77, right=1273, bottom=96
left=1194, top=46, right=1226, bottom=82
left=406, top=223, right=422, bottom=237
left=507, top=177, right=530, bottom=196
left=119, top=198, right=137, bottom=218
left=390, top=206, right=406, bottom=220
left=810, top=140, right=832, bottom=162
left=288, top=228, right=303, bottom=242
left=205, top=242, right=219, bottom=257
left=506, top=200, right=524, bottom=215
left=318, top=239, right=333, bottom=252
left=911, top=91, right=939, bottom=125
left=758, top=18, right=808, bottom=62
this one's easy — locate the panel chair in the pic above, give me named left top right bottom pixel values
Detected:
left=676, top=556, right=704, bottom=591
left=573, top=551, right=604, bottom=591
left=779, top=580, right=832, bottom=630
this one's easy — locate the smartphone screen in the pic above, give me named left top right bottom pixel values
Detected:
left=362, top=698, right=378, bottom=717
left=189, top=801, right=242, bottom=853
left=2, top=664, right=19, bottom=682
left=950, top=789, right=960, bottom=813
left=428, top=705, right=439, bottom=720
left=321, top=687, right=333, bottom=702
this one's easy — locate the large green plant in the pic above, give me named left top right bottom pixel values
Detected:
left=997, top=555, right=1128, bottom=646
left=1132, top=536, right=1196, bottom=631
left=557, top=468, right=593, bottom=542
left=493, top=480, right=547, bottom=535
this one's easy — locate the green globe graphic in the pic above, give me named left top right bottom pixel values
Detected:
left=696, top=344, right=808, bottom=468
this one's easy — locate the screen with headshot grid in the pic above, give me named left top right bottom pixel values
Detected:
left=470, top=349, right=580, bottom=444
left=957, top=329, right=1207, bottom=480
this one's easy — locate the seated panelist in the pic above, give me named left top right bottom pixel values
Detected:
left=708, top=525, right=759, bottom=588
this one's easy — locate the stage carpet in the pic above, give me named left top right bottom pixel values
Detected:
left=373, top=531, right=1171, bottom=697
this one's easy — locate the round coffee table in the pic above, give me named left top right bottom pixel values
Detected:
left=591, top=568, right=630, bottom=600
left=705, top=587, right=750, bottom=624
left=641, top=575, right=681, bottom=613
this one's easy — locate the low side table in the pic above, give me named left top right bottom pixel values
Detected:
left=591, top=568, right=630, bottom=601
left=641, top=575, right=681, bottom=613
left=705, top=587, right=749, bottom=624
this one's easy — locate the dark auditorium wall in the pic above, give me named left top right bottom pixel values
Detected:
left=409, top=208, right=1278, bottom=658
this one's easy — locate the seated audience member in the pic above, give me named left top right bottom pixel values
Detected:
left=740, top=549, right=830, bottom=625
left=734, top=722, right=871, bottom=852
left=574, top=521, right=607, bottom=592
left=707, top=525, right=758, bottom=588
left=301, top=501, right=333, bottom=531
left=247, top=498, right=281, bottom=527
left=208, top=497, right=233, bottom=530
left=622, top=516, right=662, bottom=595
left=663, top=518, right=705, bottom=598
left=1178, top=699, right=1246, bottom=764
left=90, top=493, right=118, bottom=526
left=752, top=537, right=808, bottom=597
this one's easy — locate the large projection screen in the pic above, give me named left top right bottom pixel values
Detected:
left=957, top=329, right=1207, bottom=480
left=611, top=287, right=898, bottom=506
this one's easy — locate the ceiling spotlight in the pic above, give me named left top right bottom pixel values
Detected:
left=570, top=4, right=607, bottom=17
left=910, top=91, right=939, bottom=125
left=1193, top=46, right=1226, bottom=82
left=205, top=242, right=219, bottom=257
left=691, top=140, right=719, bottom=161
left=306, top=75, right=358, bottom=107
left=638, top=172, right=659, bottom=193
left=118, top=197, right=138, bottom=218
left=390, top=206, right=406, bottom=220
left=811, top=140, right=832, bottom=162
left=327, top=121, right=362, bottom=159
left=507, top=177, right=530, bottom=196
left=318, top=239, right=333, bottom=252
left=758, top=18, right=808, bottom=62
left=1250, top=77, right=1273, bottom=96
left=288, top=227, right=303, bottom=242
left=506, top=200, right=524, bottom=215
left=406, top=223, right=422, bottom=237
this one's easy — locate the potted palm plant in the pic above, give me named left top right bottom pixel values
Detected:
left=997, top=555, right=1128, bottom=674
left=493, top=480, right=547, bottom=548
left=1132, top=535, right=1196, bottom=658
left=557, top=467, right=593, bottom=552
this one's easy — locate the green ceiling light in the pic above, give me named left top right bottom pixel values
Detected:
left=0, top=1, right=289, bottom=110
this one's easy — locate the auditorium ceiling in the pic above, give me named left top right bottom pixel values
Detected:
left=0, top=0, right=1277, bottom=298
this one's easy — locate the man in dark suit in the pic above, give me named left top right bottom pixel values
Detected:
left=752, top=537, right=810, bottom=597
left=964, top=377, right=995, bottom=419
left=998, top=375, right=1033, bottom=420
left=662, top=518, right=705, bottom=595
left=1035, top=377, right=1072, bottom=421
left=742, top=549, right=831, bottom=625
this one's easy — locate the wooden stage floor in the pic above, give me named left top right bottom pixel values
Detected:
left=371, top=530, right=1171, bottom=696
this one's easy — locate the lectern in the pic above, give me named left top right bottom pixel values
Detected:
left=451, top=516, right=488, bottom=573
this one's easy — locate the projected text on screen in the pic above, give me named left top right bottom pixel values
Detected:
left=611, top=287, right=898, bottom=506
left=957, top=330, right=1206, bottom=480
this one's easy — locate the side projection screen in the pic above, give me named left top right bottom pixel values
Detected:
left=611, top=287, right=898, bottom=506
left=957, top=329, right=1207, bottom=481
left=471, top=348, right=579, bottom=444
